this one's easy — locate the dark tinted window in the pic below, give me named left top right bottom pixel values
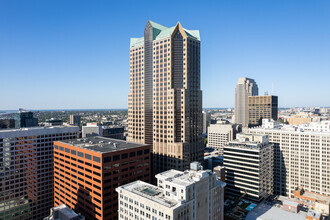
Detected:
left=113, top=155, right=120, bottom=161
left=129, top=152, right=136, bottom=157
left=104, top=157, right=111, bottom=163
left=121, top=153, right=128, bottom=159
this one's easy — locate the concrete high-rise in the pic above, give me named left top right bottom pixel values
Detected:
left=234, top=78, right=258, bottom=127
left=116, top=162, right=226, bottom=220
left=202, top=111, right=211, bottom=134
left=0, top=126, right=79, bottom=220
left=128, top=21, right=203, bottom=174
left=248, top=95, right=278, bottom=127
left=249, top=119, right=330, bottom=198
left=223, top=133, right=274, bottom=201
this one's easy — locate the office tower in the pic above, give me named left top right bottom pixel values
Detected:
left=53, top=136, right=151, bottom=220
left=70, top=115, right=81, bottom=126
left=102, top=126, right=124, bottom=140
left=14, top=109, right=38, bottom=128
left=248, top=119, right=330, bottom=198
left=82, top=123, right=102, bottom=138
left=44, top=204, right=85, bottom=220
left=128, top=21, right=203, bottom=174
left=248, top=95, right=278, bottom=127
left=0, top=119, right=15, bottom=129
left=202, top=111, right=211, bottom=134
left=234, top=78, right=258, bottom=127
left=45, top=118, right=63, bottom=126
left=223, top=133, right=273, bottom=201
left=116, top=162, right=226, bottom=220
left=0, top=126, right=79, bottom=220
left=207, top=123, right=242, bottom=155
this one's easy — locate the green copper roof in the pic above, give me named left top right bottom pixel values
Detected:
left=130, top=21, right=200, bottom=48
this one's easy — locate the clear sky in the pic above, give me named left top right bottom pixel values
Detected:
left=0, top=0, right=329, bottom=110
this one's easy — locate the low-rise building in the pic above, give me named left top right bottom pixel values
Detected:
left=294, top=187, right=330, bottom=217
left=44, top=204, right=85, bottom=220
left=116, top=162, right=226, bottom=220
left=82, top=123, right=102, bottom=138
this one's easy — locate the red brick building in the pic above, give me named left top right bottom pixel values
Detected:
left=53, top=136, right=151, bottom=220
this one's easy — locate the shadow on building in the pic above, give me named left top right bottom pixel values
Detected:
left=74, top=187, right=95, bottom=220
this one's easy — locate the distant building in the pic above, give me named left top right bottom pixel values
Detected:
left=203, top=111, right=211, bottom=134
left=116, top=162, right=226, bottom=220
left=53, top=136, right=151, bottom=220
left=223, top=133, right=273, bottom=201
left=128, top=21, right=203, bottom=174
left=0, top=119, right=15, bottom=129
left=249, top=119, right=330, bottom=198
left=13, top=109, right=38, bottom=128
left=207, top=123, right=242, bottom=155
left=70, top=115, right=81, bottom=126
left=248, top=95, right=278, bottom=127
left=234, top=78, right=258, bottom=127
left=45, top=118, right=63, bottom=126
left=0, top=126, right=79, bottom=220
left=286, top=115, right=312, bottom=125
left=102, top=126, right=124, bottom=140
left=82, top=123, right=102, bottom=138
left=213, top=166, right=226, bottom=182
left=44, top=204, right=85, bottom=220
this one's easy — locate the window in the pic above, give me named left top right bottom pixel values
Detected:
left=78, top=152, right=83, bottom=158
left=85, top=154, right=92, bottom=160
left=104, top=156, right=111, bottom=163
left=113, top=155, right=120, bottom=161
left=71, top=149, right=76, bottom=155
left=93, top=156, right=100, bottom=163
left=122, top=153, right=128, bottom=159
left=65, top=148, right=70, bottom=153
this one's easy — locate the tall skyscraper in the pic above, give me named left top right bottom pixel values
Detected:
left=128, top=21, right=203, bottom=174
left=0, top=126, right=79, bottom=220
left=234, top=77, right=258, bottom=127
left=248, top=95, right=278, bottom=127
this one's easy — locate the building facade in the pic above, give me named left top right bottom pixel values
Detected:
left=128, top=20, right=203, bottom=174
left=53, top=136, right=151, bottom=220
left=102, top=126, right=124, bottom=140
left=207, top=123, right=242, bottom=155
left=0, top=126, right=79, bottom=220
left=248, top=95, right=278, bottom=127
left=70, top=115, right=81, bottom=126
left=203, top=111, right=211, bottom=134
left=116, top=162, right=226, bottom=220
left=249, top=119, right=330, bottom=198
left=13, top=109, right=38, bottom=128
left=234, top=77, right=258, bottom=127
left=223, top=133, right=273, bottom=201
left=82, top=124, right=102, bottom=138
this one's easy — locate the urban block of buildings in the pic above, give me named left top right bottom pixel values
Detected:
left=53, top=136, right=151, bottom=220
left=116, top=162, right=226, bottom=220
left=128, top=20, right=203, bottom=174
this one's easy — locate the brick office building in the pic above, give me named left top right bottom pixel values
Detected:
left=53, top=136, right=151, bottom=220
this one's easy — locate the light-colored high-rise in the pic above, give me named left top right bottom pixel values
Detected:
left=223, top=133, right=274, bottom=201
left=116, top=162, right=226, bottom=220
left=207, top=123, right=242, bottom=155
left=128, top=21, right=203, bottom=174
left=234, top=77, right=258, bottom=127
left=202, top=111, right=211, bottom=134
left=249, top=119, right=330, bottom=198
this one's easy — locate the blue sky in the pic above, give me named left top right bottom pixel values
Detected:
left=0, top=0, right=329, bottom=110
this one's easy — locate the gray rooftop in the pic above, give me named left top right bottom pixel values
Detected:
left=57, top=136, right=149, bottom=153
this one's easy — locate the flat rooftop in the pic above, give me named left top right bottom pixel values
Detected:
left=245, top=201, right=306, bottom=220
left=57, top=136, right=149, bottom=153
left=156, top=169, right=212, bottom=186
left=298, top=190, right=330, bottom=204
left=52, top=204, right=79, bottom=218
left=117, top=181, right=180, bottom=208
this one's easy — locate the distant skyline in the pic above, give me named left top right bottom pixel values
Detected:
left=1, top=0, right=329, bottom=110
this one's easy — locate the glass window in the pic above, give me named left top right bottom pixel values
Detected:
left=85, top=154, right=92, bottom=160
left=93, top=156, right=100, bottom=163
left=78, top=152, right=83, bottom=158
left=71, top=150, right=76, bottom=155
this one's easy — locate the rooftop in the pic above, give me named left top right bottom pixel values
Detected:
left=52, top=204, right=79, bottom=219
left=0, top=125, right=79, bottom=137
left=296, top=187, right=330, bottom=204
left=56, top=136, right=149, bottom=153
left=130, top=20, right=200, bottom=48
left=117, top=181, right=180, bottom=208
left=245, top=201, right=306, bottom=220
